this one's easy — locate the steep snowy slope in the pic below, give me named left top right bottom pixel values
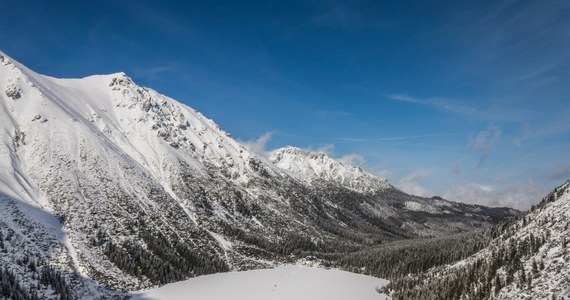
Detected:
left=0, top=51, right=518, bottom=298
left=491, top=180, right=570, bottom=299
left=386, top=180, right=570, bottom=299
left=270, top=146, right=390, bottom=194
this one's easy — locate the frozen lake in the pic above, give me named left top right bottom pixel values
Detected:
left=132, top=265, right=389, bottom=300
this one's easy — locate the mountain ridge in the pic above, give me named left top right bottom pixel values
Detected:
left=386, top=180, right=570, bottom=299
left=269, top=146, right=391, bottom=194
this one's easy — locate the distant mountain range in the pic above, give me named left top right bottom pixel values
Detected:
left=0, top=52, right=520, bottom=299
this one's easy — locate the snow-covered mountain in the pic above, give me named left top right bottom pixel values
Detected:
left=269, top=146, right=390, bottom=194
left=0, top=52, right=518, bottom=299
left=386, top=180, right=570, bottom=299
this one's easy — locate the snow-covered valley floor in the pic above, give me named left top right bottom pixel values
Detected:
left=131, top=266, right=389, bottom=300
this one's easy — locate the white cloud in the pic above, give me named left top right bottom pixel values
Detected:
left=397, top=169, right=434, bottom=197
left=387, top=94, right=477, bottom=116
left=443, top=181, right=546, bottom=210
left=306, top=143, right=335, bottom=155
left=242, top=132, right=273, bottom=157
left=369, top=165, right=391, bottom=179
left=337, top=153, right=365, bottom=166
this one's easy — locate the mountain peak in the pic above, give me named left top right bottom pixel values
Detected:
left=0, top=51, right=130, bottom=83
left=0, top=51, right=36, bottom=75
left=269, top=146, right=390, bottom=194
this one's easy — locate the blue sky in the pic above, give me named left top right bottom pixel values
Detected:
left=2, top=0, right=569, bottom=209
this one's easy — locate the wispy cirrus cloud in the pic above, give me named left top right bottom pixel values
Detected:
left=509, top=58, right=567, bottom=86
left=387, top=94, right=478, bottom=116
left=386, top=93, right=530, bottom=123
left=148, top=65, right=174, bottom=75
left=336, top=133, right=455, bottom=143
left=316, top=109, right=352, bottom=119
left=469, top=125, right=502, bottom=169
left=443, top=0, right=570, bottom=90
left=518, top=117, right=570, bottom=141
left=133, top=64, right=176, bottom=81
left=389, top=93, right=570, bottom=146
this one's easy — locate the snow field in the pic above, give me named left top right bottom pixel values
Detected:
left=132, top=266, right=389, bottom=300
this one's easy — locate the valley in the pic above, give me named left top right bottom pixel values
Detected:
left=0, top=51, right=566, bottom=300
